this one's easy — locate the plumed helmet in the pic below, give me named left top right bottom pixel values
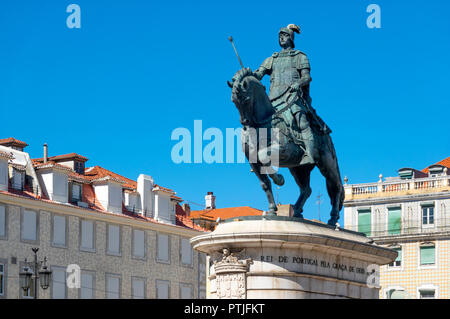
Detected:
left=279, top=24, right=301, bottom=48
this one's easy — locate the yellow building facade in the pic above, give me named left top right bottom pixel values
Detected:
left=343, top=159, right=450, bottom=299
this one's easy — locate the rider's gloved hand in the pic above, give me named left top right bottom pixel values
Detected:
left=290, top=82, right=301, bottom=93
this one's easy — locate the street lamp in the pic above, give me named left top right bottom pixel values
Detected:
left=19, top=248, right=52, bottom=299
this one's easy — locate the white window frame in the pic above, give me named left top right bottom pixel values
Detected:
left=421, top=205, right=435, bottom=227
left=155, top=279, right=170, bottom=299
left=387, top=246, right=403, bottom=271
left=417, top=284, right=439, bottom=299
left=80, top=219, right=95, bottom=252
left=418, top=242, right=438, bottom=270
left=0, top=205, right=6, bottom=240
left=0, top=261, right=6, bottom=298
left=79, top=270, right=95, bottom=299
left=131, top=277, right=146, bottom=299
left=179, top=283, right=193, bottom=299
left=384, top=286, right=410, bottom=299
left=71, top=182, right=82, bottom=202
left=132, top=229, right=146, bottom=259
left=51, top=266, right=67, bottom=299
left=105, top=273, right=121, bottom=299
left=107, top=224, right=121, bottom=256
left=180, top=237, right=193, bottom=267
left=51, top=214, right=67, bottom=248
left=156, top=233, right=170, bottom=264
left=21, top=209, right=38, bottom=243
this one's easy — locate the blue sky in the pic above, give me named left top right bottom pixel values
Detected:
left=1, top=0, right=449, bottom=223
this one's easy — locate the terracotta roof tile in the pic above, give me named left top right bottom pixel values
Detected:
left=0, top=137, right=28, bottom=147
left=33, top=153, right=88, bottom=163
left=190, top=206, right=263, bottom=221
left=422, top=156, right=450, bottom=173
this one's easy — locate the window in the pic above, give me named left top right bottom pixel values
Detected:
left=180, top=283, right=193, bottom=299
left=156, top=280, right=170, bottom=299
left=80, top=272, right=94, bottom=299
left=419, top=289, right=436, bottom=299
left=52, top=215, right=66, bottom=247
left=357, top=210, right=371, bottom=236
left=0, top=263, right=5, bottom=297
left=388, top=207, right=401, bottom=235
left=52, top=267, right=66, bottom=299
left=21, top=210, right=37, bottom=242
left=132, top=229, right=145, bottom=258
left=106, top=274, right=120, bottom=299
left=422, top=205, right=435, bottom=226
left=107, top=225, right=121, bottom=255
left=420, top=244, right=436, bottom=266
left=157, top=233, right=169, bottom=263
left=386, top=289, right=408, bottom=299
left=389, top=247, right=402, bottom=267
left=12, top=168, right=23, bottom=190
left=80, top=220, right=94, bottom=251
left=181, top=238, right=193, bottom=266
left=71, top=183, right=82, bottom=203
left=0, top=205, right=6, bottom=239
left=132, top=277, right=146, bottom=299
left=74, top=161, right=85, bottom=175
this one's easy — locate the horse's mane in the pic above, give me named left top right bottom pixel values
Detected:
left=231, top=68, right=254, bottom=97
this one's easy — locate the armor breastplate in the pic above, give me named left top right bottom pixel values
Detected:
left=269, top=52, right=300, bottom=101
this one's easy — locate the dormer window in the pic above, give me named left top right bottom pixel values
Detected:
left=11, top=167, right=25, bottom=190
left=70, top=182, right=82, bottom=203
left=74, top=161, right=85, bottom=175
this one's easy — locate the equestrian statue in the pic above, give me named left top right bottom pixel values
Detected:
left=228, top=24, right=344, bottom=226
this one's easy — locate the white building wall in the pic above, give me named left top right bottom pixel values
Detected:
left=0, top=159, right=8, bottom=191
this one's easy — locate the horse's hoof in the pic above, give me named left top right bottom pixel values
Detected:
left=293, top=212, right=304, bottom=219
left=272, top=174, right=285, bottom=186
left=327, top=219, right=337, bottom=226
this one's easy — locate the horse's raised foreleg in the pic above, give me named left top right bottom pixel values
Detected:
left=289, top=165, right=314, bottom=218
left=250, top=162, right=277, bottom=215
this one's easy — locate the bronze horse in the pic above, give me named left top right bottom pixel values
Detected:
left=229, top=68, right=344, bottom=226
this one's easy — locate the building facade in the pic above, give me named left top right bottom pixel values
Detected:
left=0, top=138, right=207, bottom=299
left=343, top=157, right=450, bottom=299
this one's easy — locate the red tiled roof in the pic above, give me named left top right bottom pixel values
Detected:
left=0, top=137, right=28, bottom=147
left=176, top=204, right=208, bottom=231
left=34, top=153, right=88, bottom=163
left=33, top=161, right=73, bottom=172
left=85, top=166, right=136, bottom=189
left=422, top=157, right=450, bottom=173
left=190, top=206, right=263, bottom=221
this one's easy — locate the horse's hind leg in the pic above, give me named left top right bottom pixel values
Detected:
left=250, top=162, right=277, bottom=215
left=316, top=144, right=344, bottom=226
left=289, top=164, right=314, bottom=218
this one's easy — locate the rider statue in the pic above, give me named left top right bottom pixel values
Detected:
left=252, top=24, right=331, bottom=166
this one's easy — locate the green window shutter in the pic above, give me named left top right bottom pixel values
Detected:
left=394, top=248, right=402, bottom=262
left=358, top=210, right=371, bottom=236
left=388, top=208, right=402, bottom=235
left=420, top=246, right=435, bottom=265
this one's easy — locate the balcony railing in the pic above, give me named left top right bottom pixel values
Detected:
left=345, top=218, right=450, bottom=238
left=347, top=175, right=450, bottom=197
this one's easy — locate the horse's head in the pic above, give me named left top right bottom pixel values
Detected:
left=228, top=68, right=271, bottom=127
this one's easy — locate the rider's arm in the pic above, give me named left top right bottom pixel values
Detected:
left=253, top=57, right=273, bottom=80
left=291, top=55, right=312, bottom=92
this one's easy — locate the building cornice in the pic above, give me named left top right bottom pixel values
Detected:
left=344, top=191, right=450, bottom=206
left=0, top=192, right=203, bottom=237
left=373, top=231, right=450, bottom=245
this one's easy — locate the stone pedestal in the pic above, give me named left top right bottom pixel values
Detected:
left=191, top=216, right=397, bottom=299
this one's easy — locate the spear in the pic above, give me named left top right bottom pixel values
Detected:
left=228, top=36, right=245, bottom=69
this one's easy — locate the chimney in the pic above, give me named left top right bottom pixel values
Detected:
left=182, top=203, right=191, bottom=217
left=205, top=192, right=216, bottom=209
left=43, top=143, right=48, bottom=163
